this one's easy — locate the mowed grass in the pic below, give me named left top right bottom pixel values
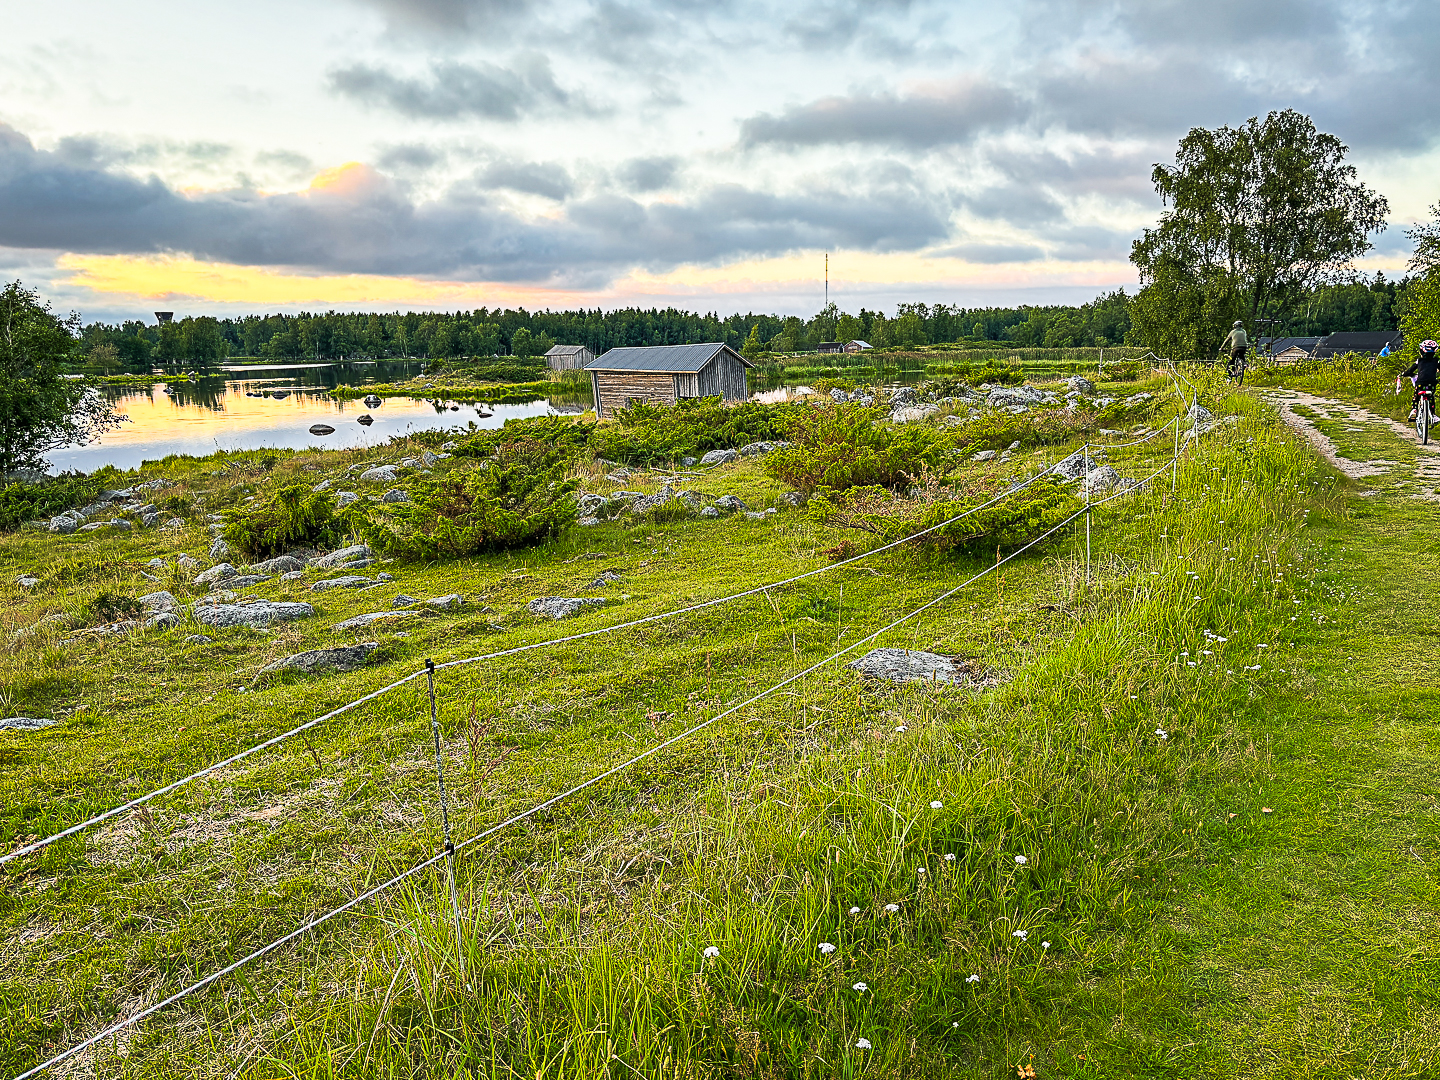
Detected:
left=7, top=372, right=1437, bottom=1077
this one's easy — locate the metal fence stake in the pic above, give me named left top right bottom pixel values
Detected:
left=426, top=659, right=465, bottom=980
left=1084, top=442, right=1092, bottom=589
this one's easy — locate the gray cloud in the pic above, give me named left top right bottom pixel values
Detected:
left=329, top=55, right=590, bottom=121
left=740, top=79, right=1027, bottom=149
left=0, top=122, right=951, bottom=286
left=476, top=159, right=573, bottom=200
left=616, top=156, right=680, bottom=192
left=929, top=241, right=1045, bottom=264
left=353, top=0, right=532, bottom=33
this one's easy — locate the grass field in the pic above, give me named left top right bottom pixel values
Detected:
left=4, top=368, right=1438, bottom=1077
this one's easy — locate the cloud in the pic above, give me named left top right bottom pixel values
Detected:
left=929, top=241, right=1045, bottom=264
left=328, top=54, right=591, bottom=121
left=0, top=122, right=953, bottom=286
left=616, top=156, right=679, bottom=192
left=352, top=0, right=533, bottom=33
left=476, top=159, right=573, bottom=200
left=740, top=78, right=1027, bottom=149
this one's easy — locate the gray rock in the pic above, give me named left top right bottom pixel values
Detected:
left=309, top=424, right=336, bottom=436
left=184, top=634, right=214, bottom=644
left=577, top=516, right=602, bottom=526
left=208, top=537, right=230, bottom=560
left=312, top=479, right=333, bottom=492
left=848, top=647, right=967, bottom=684
left=229, top=574, right=271, bottom=587
left=610, top=491, right=644, bottom=501
left=48, top=511, right=85, bottom=534
left=279, top=570, right=306, bottom=582
left=332, top=610, right=414, bottom=632
left=138, top=590, right=180, bottom=612
left=830, top=388, right=849, bottom=403
left=606, top=468, right=634, bottom=482
left=377, top=572, right=395, bottom=582
left=381, top=488, right=411, bottom=504
left=176, top=554, right=200, bottom=572
left=441, top=440, right=457, bottom=450
left=312, top=544, right=373, bottom=569
left=699, top=506, right=720, bottom=518
left=1004, top=404, right=1030, bottom=415
left=986, top=385, right=1046, bottom=408
left=630, top=486, right=677, bottom=516
left=1187, top=404, right=1215, bottom=425
left=1052, top=452, right=1088, bottom=482
left=359, top=465, right=399, bottom=483
left=971, top=450, right=998, bottom=462
left=1007, top=440, right=1021, bottom=450
left=526, top=597, right=605, bottom=619
left=1065, top=376, right=1096, bottom=396
left=192, top=601, right=315, bottom=629
left=1082, top=465, right=1123, bottom=494
left=681, top=456, right=697, bottom=466
left=106, top=519, right=133, bottom=531
left=252, top=554, right=306, bottom=574
left=144, top=612, right=181, bottom=630
left=391, top=594, right=420, bottom=608
left=162, top=517, right=185, bottom=530
left=135, top=478, right=173, bottom=492
left=852, top=394, right=876, bottom=407
left=737, top=440, right=789, bottom=457
left=78, top=523, right=103, bottom=533
left=258, top=642, right=379, bottom=677
left=145, top=557, right=168, bottom=569
left=193, top=562, right=239, bottom=586
left=578, top=493, right=610, bottom=517
left=678, top=490, right=706, bottom=510
left=889, top=386, right=918, bottom=406
left=139, top=512, right=159, bottom=528
left=585, top=570, right=622, bottom=589
left=427, top=594, right=463, bottom=610
left=336, top=491, right=359, bottom=507
left=16, top=576, right=39, bottom=588
left=422, top=449, right=449, bottom=465
left=891, top=404, right=940, bottom=424
left=0, top=717, right=56, bottom=731
left=310, top=575, right=376, bottom=591
left=777, top=491, right=805, bottom=508
left=699, top=449, right=739, bottom=466
left=713, top=494, right=747, bottom=513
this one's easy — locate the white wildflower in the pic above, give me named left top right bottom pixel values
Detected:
left=1155, top=728, right=1168, bottom=740
left=818, top=942, right=836, bottom=955
left=849, top=906, right=860, bottom=915
left=930, top=800, right=943, bottom=809
left=702, top=946, right=719, bottom=959
left=855, top=1038, right=872, bottom=1050
left=895, top=724, right=907, bottom=732
left=1042, top=941, right=1050, bottom=949
left=944, top=853, right=956, bottom=862
left=966, top=974, right=980, bottom=984
left=884, top=903, right=899, bottom=913
left=1014, top=855, right=1027, bottom=865
left=916, top=867, right=926, bottom=874
left=1012, top=930, right=1027, bottom=940
left=853, top=982, right=868, bottom=992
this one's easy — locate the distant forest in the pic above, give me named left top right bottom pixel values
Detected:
left=76, top=274, right=1411, bottom=367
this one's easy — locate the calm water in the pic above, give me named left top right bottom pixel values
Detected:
left=50, top=362, right=593, bottom=474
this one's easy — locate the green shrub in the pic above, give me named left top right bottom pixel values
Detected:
left=0, top=473, right=108, bottom=531
left=451, top=415, right=596, bottom=459
left=592, top=398, right=801, bottom=465
left=764, top=406, right=953, bottom=493
left=223, top=483, right=346, bottom=559
left=946, top=407, right=1094, bottom=453
left=807, top=478, right=1081, bottom=558
left=362, top=440, right=576, bottom=559
left=81, top=591, right=144, bottom=625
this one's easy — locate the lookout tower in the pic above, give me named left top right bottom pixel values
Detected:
left=154, top=312, right=174, bottom=325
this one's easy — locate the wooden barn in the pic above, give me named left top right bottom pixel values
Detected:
left=585, top=343, right=753, bottom=418
left=545, top=344, right=595, bottom=372
left=844, top=339, right=872, bottom=353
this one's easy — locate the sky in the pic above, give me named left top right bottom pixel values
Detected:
left=1, top=0, right=1436, bottom=325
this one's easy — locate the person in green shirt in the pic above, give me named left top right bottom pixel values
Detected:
left=1220, top=320, right=1247, bottom=378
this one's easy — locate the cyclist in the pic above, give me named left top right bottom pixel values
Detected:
left=1399, top=339, right=1440, bottom=422
left=1219, top=320, right=1247, bottom=376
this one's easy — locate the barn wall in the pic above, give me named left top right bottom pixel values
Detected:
left=594, top=371, right=677, bottom=417
left=546, top=347, right=593, bottom=371
left=697, top=352, right=748, bottom=403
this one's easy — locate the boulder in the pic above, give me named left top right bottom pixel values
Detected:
left=309, top=424, right=336, bottom=436
left=184, top=634, right=214, bottom=644
left=279, top=570, right=305, bottom=582
left=208, top=537, right=230, bottom=560
left=381, top=488, right=411, bottom=504
left=830, top=388, right=849, bottom=403
left=138, top=590, right=180, bottom=612
left=194, top=563, right=239, bottom=586
left=0, top=717, right=56, bottom=731
left=889, top=386, right=919, bottom=406
left=577, top=493, right=610, bottom=517
left=332, top=611, right=413, bottom=631
left=47, top=511, right=85, bottom=534
left=258, top=642, right=379, bottom=677
left=252, top=554, right=306, bottom=574
left=312, top=479, right=333, bottom=492
left=1081, top=465, right=1123, bottom=495
left=699, top=506, right=720, bottom=518
left=629, top=486, right=677, bottom=516
left=192, top=601, right=315, bottom=629
left=336, top=491, right=360, bottom=507
left=847, top=647, right=967, bottom=684
left=526, top=597, right=605, bottom=620
left=363, top=394, right=383, bottom=408
left=421, top=449, right=448, bottom=465
left=713, top=494, right=747, bottom=513
left=986, top=385, right=1045, bottom=408
left=427, top=594, right=463, bottom=610
left=1051, top=452, right=1088, bottom=482
left=1065, top=376, right=1096, bottom=395
left=699, top=449, right=739, bottom=466
left=737, top=441, right=789, bottom=457
left=312, top=544, right=373, bottom=569
left=891, top=404, right=940, bottom=423
left=391, top=594, right=420, bottom=608
left=144, top=612, right=181, bottom=630
left=359, top=465, right=399, bottom=483
left=971, top=450, right=997, bottom=463
left=309, top=575, right=376, bottom=591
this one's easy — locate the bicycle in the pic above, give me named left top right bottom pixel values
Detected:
left=1397, top=376, right=1435, bottom=445
left=1224, top=349, right=1247, bottom=386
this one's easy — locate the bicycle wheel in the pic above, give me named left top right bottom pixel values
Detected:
left=1424, top=403, right=1432, bottom=446
left=1235, top=357, right=1245, bottom=386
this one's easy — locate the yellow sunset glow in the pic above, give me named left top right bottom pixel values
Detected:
left=59, top=249, right=1138, bottom=312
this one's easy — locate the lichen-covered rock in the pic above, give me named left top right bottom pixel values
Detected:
left=309, top=575, right=376, bottom=591
left=258, top=642, right=379, bottom=677
left=1065, top=376, right=1096, bottom=396
left=228, top=574, right=272, bottom=588
left=737, top=441, right=789, bottom=457
left=192, top=601, right=315, bottom=629
left=391, top=594, right=420, bottom=608
left=48, top=511, right=84, bottom=534
left=336, top=491, right=359, bottom=507
left=713, top=494, right=747, bottom=513
left=971, top=450, right=997, bottom=462
left=1081, top=465, right=1123, bottom=494
left=359, top=465, right=399, bottom=483
left=332, top=611, right=413, bottom=631
left=888, top=386, right=919, bottom=406
left=208, top=537, right=230, bottom=560
left=0, top=717, right=56, bottom=731
left=526, top=597, right=605, bottom=619
left=847, top=648, right=967, bottom=684
left=427, top=594, right=463, bottom=610
left=381, top=488, right=411, bottom=504
left=144, top=612, right=181, bottom=630
left=777, top=491, right=805, bottom=508
left=193, top=562, right=239, bottom=586
left=138, top=590, right=180, bottom=612
left=1051, top=452, right=1088, bottom=482
left=891, top=404, right=940, bottom=424
left=577, top=493, right=610, bottom=517
left=699, top=506, right=720, bottom=518
left=312, top=544, right=373, bottom=569
left=699, top=449, right=739, bottom=466
left=252, top=554, right=307, bottom=574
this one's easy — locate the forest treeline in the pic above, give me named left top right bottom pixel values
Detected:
left=75, top=275, right=1410, bottom=368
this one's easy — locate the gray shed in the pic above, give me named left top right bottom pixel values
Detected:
left=545, top=344, right=595, bottom=371
left=585, top=343, right=753, bottom=418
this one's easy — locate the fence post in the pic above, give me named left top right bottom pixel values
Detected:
left=1172, top=413, right=1179, bottom=493
left=1083, top=442, right=1091, bottom=589
left=425, top=659, right=465, bottom=979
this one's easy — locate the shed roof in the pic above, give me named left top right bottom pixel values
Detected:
left=585, top=342, right=753, bottom=372
left=1267, top=336, right=1322, bottom=353
left=1314, top=331, right=1403, bottom=356
left=546, top=344, right=589, bottom=356
left=848, top=339, right=873, bottom=349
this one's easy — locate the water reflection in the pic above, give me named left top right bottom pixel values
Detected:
left=50, top=362, right=595, bottom=475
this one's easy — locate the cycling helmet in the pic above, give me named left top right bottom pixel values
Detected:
left=1422, top=339, right=1439, bottom=355
left=1233, top=320, right=1243, bottom=328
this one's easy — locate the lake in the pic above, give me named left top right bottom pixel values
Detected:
left=49, top=361, right=593, bottom=474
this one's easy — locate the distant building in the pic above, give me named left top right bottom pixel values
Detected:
left=1265, top=336, right=1323, bottom=361
left=844, top=340, right=872, bottom=353
left=817, top=341, right=844, bottom=354
left=585, top=343, right=752, bottom=418
left=154, top=312, right=174, bottom=325
left=545, top=344, right=595, bottom=372
left=1312, top=331, right=1403, bottom=358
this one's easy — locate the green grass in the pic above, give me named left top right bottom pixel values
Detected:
left=6, top=370, right=1440, bottom=1077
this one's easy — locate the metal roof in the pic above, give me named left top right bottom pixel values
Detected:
left=585, top=342, right=753, bottom=372
left=545, top=344, right=589, bottom=355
